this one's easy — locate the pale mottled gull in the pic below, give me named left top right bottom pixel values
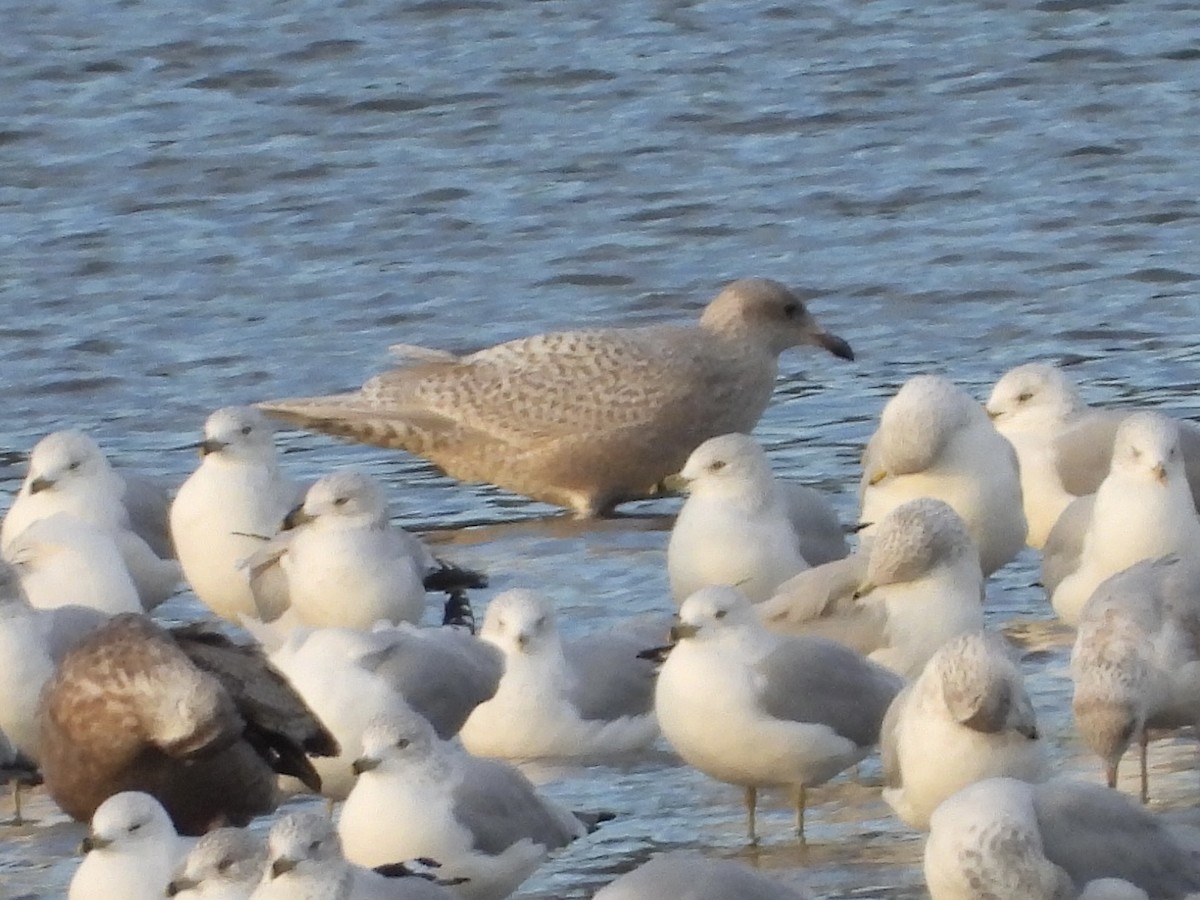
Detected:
left=1, top=430, right=180, bottom=609
left=924, top=777, right=1200, bottom=900
left=168, top=827, right=267, bottom=900
left=459, top=589, right=659, bottom=760
left=38, top=613, right=338, bottom=834
left=1050, top=413, right=1200, bottom=625
left=759, top=498, right=984, bottom=679
left=666, top=433, right=834, bottom=605
left=591, top=851, right=811, bottom=900
left=252, top=811, right=456, bottom=900
left=881, top=631, right=1046, bottom=831
left=170, top=406, right=304, bottom=623
left=986, top=363, right=1200, bottom=548
left=859, top=374, right=1026, bottom=576
left=655, top=585, right=902, bottom=842
left=258, top=278, right=853, bottom=516
left=69, top=791, right=190, bottom=900
left=1071, top=556, right=1200, bottom=803
left=338, top=708, right=593, bottom=900
left=4, top=512, right=142, bottom=615
left=243, top=469, right=484, bottom=629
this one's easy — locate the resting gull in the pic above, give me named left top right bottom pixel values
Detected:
left=4, top=512, right=142, bottom=616
left=252, top=811, right=457, bottom=900
left=859, top=374, right=1026, bottom=576
left=654, top=585, right=902, bottom=842
left=667, top=433, right=844, bottom=605
left=458, top=589, right=659, bottom=760
left=986, top=362, right=1200, bottom=548
left=168, top=827, right=267, bottom=899
left=243, top=468, right=484, bottom=628
left=758, top=498, right=984, bottom=679
left=338, top=708, right=595, bottom=900
left=924, top=777, right=1200, bottom=900
left=592, top=850, right=811, bottom=899
left=258, top=278, right=853, bottom=516
left=38, top=613, right=338, bottom=834
left=881, top=631, right=1046, bottom=830
left=170, top=406, right=304, bottom=623
left=1071, top=556, right=1200, bottom=803
left=69, top=791, right=190, bottom=900
left=1, top=429, right=180, bottom=609
left=1049, top=412, right=1200, bottom=626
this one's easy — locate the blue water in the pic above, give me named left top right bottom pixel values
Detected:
left=3, top=0, right=1200, bottom=895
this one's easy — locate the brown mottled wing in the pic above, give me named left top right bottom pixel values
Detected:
left=171, top=624, right=339, bottom=791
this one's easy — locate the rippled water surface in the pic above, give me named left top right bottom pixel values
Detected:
left=3, top=0, right=1200, bottom=896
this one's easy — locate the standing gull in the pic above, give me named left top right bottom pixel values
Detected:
left=1050, top=413, right=1200, bottom=625
left=859, top=375, right=1026, bottom=576
left=1, top=430, right=180, bottom=609
left=881, top=631, right=1046, bottom=830
left=759, top=498, right=984, bottom=679
left=667, top=433, right=838, bottom=605
left=592, top=851, right=811, bottom=899
left=654, top=585, right=902, bottom=842
left=986, top=363, right=1200, bottom=547
left=244, top=469, right=483, bottom=628
left=924, top=777, right=1200, bottom=900
left=258, top=278, right=853, bottom=516
left=459, top=589, right=659, bottom=760
left=38, top=613, right=338, bottom=834
left=1071, top=556, right=1200, bottom=803
left=168, top=827, right=267, bottom=899
left=338, top=708, right=594, bottom=900
left=170, top=406, right=304, bottom=623
left=69, top=791, right=190, bottom=900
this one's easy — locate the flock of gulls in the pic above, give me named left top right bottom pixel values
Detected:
left=4, top=277, right=1200, bottom=899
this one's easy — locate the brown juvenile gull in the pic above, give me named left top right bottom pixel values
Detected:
left=38, top=613, right=338, bottom=835
left=258, top=278, right=853, bottom=516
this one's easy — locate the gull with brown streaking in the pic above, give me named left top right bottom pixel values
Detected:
left=38, top=613, right=338, bottom=835
left=258, top=279, right=852, bottom=517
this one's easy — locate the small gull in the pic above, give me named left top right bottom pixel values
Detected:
left=68, top=791, right=190, bottom=900
left=4, top=512, right=142, bottom=615
left=986, top=362, right=1200, bottom=548
left=1, top=430, right=180, bottom=609
left=252, top=811, right=456, bottom=900
left=654, top=585, right=902, bottom=842
left=458, top=589, right=659, bottom=760
left=591, top=850, right=811, bottom=899
left=1071, top=556, right=1200, bottom=803
left=338, top=708, right=594, bottom=900
left=859, top=374, right=1026, bottom=576
left=243, top=468, right=484, bottom=629
left=924, top=777, right=1200, bottom=900
left=666, top=433, right=836, bottom=605
left=1050, top=412, right=1200, bottom=626
left=759, top=498, right=985, bottom=679
left=170, top=406, right=304, bottom=623
left=881, top=631, right=1046, bottom=830
left=38, top=612, right=338, bottom=834
left=168, top=827, right=267, bottom=899
left=258, top=278, right=853, bottom=517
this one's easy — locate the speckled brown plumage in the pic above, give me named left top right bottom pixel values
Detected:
left=259, top=279, right=853, bottom=515
left=38, top=614, right=336, bottom=835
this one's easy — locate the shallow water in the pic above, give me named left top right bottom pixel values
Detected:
left=3, top=0, right=1200, bottom=896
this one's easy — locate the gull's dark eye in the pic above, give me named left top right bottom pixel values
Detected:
left=1017, top=391, right=1033, bottom=403
left=334, top=496, right=349, bottom=506
left=240, top=425, right=252, bottom=435
left=782, top=302, right=800, bottom=318
left=708, top=460, right=726, bottom=473
left=218, top=858, right=233, bottom=873
left=714, top=609, right=727, bottom=620
left=308, top=840, right=321, bottom=853
left=129, top=822, right=142, bottom=832
left=68, top=461, right=81, bottom=471
left=396, top=738, right=411, bottom=750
